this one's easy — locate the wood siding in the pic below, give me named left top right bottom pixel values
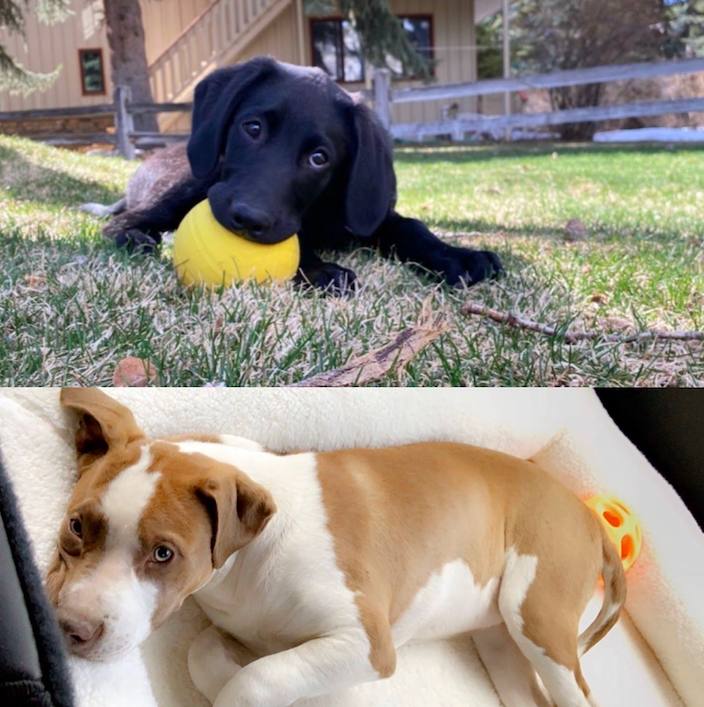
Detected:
left=1, top=0, right=480, bottom=127
left=0, top=0, right=110, bottom=111
left=304, top=0, right=478, bottom=125
left=388, top=0, right=478, bottom=124
left=236, top=2, right=300, bottom=64
left=142, top=0, right=211, bottom=65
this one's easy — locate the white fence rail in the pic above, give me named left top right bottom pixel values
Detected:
left=372, top=57, right=704, bottom=140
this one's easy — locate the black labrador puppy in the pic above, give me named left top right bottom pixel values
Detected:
left=92, top=56, right=503, bottom=292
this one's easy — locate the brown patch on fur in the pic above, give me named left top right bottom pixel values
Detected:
left=147, top=442, right=277, bottom=569
left=315, top=442, right=508, bottom=676
left=60, top=388, right=146, bottom=474
left=511, top=483, right=626, bottom=681
left=44, top=551, right=67, bottom=606
left=505, top=476, right=603, bottom=672
left=579, top=523, right=627, bottom=656
left=132, top=442, right=276, bottom=628
left=316, top=441, right=621, bottom=688
left=45, top=445, right=141, bottom=607
left=576, top=664, right=590, bottom=698
left=135, top=466, right=215, bottom=630
left=163, top=433, right=225, bottom=445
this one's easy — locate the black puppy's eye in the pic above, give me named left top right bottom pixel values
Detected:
left=243, top=120, right=262, bottom=139
left=68, top=518, right=82, bottom=538
left=152, top=546, right=174, bottom=564
left=309, top=150, right=329, bottom=168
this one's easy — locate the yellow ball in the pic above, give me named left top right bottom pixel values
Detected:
left=172, top=200, right=300, bottom=288
left=584, top=494, right=643, bottom=573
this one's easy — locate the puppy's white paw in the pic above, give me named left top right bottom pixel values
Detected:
left=188, top=625, right=246, bottom=704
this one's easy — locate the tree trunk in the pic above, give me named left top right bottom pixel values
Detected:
left=103, top=0, right=158, bottom=133
left=549, top=82, right=603, bottom=141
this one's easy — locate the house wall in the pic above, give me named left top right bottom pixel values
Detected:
left=304, top=0, right=479, bottom=126
left=0, top=0, right=210, bottom=113
left=388, top=0, right=479, bottom=125
left=141, top=0, right=211, bottom=65
left=1, top=0, right=491, bottom=129
left=237, top=2, right=300, bottom=65
left=160, top=1, right=301, bottom=133
left=0, top=0, right=110, bottom=111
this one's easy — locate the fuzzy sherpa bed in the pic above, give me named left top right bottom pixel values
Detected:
left=0, top=388, right=702, bottom=707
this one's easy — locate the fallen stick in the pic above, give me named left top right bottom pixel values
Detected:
left=461, top=302, right=704, bottom=344
left=291, top=302, right=448, bottom=387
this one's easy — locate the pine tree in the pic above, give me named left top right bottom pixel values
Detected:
left=0, top=0, right=71, bottom=93
left=664, top=0, right=704, bottom=57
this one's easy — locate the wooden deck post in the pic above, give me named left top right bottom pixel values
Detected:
left=114, top=85, right=136, bottom=160
left=373, top=69, right=392, bottom=131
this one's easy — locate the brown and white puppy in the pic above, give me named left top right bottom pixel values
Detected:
left=47, top=388, right=626, bottom=707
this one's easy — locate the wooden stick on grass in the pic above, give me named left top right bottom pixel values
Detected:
left=461, top=302, right=704, bottom=344
left=292, top=299, right=448, bottom=387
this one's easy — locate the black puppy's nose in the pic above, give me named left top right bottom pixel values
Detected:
left=230, top=203, right=271, bottom=239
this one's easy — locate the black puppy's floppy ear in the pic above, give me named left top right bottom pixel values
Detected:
left=60, top=388, right=145, bottom=474
left=345, top=103, right=397, bottom=237
left=195, top=465, right=276, bottom=569
left=188, top=57, right=278, bottom=179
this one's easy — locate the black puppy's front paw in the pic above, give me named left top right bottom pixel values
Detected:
left=109, top=229, right=160, bottom=255
left=436, top=247, right=504, bottom=287
left=294, top=263, right=358, bottom=296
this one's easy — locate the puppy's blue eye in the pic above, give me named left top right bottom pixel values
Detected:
left=153, top=546, right=173, bottom=563
left=309, top=150, right=329, bottom=168
left=243, top=120, right=262, bottom=139
left=69, top=518, right=82, bottom=538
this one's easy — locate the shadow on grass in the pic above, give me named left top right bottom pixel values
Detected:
left=0, top=144, right=124, bottom=208
left=432, top=219, right=565, bottom=240
left=393, top=141, right=704, bottom=165
left=427, top=213, right=700, bottom=244
left=343, top=240, right=534, bottom=286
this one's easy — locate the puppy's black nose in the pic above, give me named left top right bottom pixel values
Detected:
left=230, top=203, right=271, bottom=239
left=60, top=617, right=104, bottom=652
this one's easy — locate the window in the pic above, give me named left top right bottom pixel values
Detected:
left=311, top=15, right=433, bottom=82
left=79, top=49, right=106, bottom=95
left=311, top=19, right=364, bottom=82
left=385, top=17, right=433, bottom=77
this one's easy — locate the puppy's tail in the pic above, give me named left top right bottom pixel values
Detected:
left=78, top=197, right=127, bottom=218
left=577, top=523, right=627, bottom=657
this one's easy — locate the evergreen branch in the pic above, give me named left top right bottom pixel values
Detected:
left=0, top=48, right=62, bottom=94
left=35, top=0, right=73, bottom=24
left=0, top=1, right=71, bottom=93
left=340, top=0, right=432, bottom=79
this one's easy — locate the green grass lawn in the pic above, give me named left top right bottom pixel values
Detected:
left=1, top=135, right=702, bottom=386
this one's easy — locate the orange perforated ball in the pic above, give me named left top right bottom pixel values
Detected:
left=585, top=494, right=642, bottom=573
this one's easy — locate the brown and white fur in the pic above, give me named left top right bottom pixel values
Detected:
left=47, top=389, right=626, bottom=707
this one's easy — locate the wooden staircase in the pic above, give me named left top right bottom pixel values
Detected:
left=149, top=0, right=293, bottom=105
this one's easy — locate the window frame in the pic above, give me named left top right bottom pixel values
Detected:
left=309, top=13, right=434, bottom=84
left=78, top=48, right=107, bottom=97
left=393, top=14, right=435, bottom=79
left=309, top=16, right=365, bottom=84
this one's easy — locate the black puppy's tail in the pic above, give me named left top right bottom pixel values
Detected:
left=78, top=197, right=127, bottom=218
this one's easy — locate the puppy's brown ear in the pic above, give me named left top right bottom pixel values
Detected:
left=195, top=466, right=276, bottom=569
left=60, top=388, right=145, bottom=473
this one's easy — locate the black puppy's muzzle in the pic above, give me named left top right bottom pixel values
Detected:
left=207, top=181, right=301, bottom=244
left=229, top=203, right=272, bottom=240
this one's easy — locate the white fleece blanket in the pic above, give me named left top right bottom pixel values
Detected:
left=0, top=388, right=702, bottom=707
